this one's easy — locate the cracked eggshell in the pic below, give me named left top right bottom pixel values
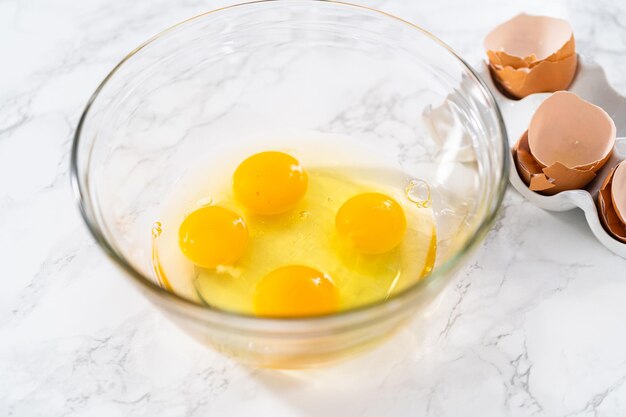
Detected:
left=485, top=14, right=575, bottom=67
left=485, top=14, right=577, bottom=98
left=489, top=54, right=577, bottom=99
left=528, top=91, right=615, bottom=171
left=611, top=161, right=626, bottom=224
left=598, top=164, right=626, bottom=243
left=529, top=174, right=556, bottom=192
left=512, top=130, right=597, bottom=196
left=513, top=131, right=555, bottom=191
left=541, top=162, right=596, bottom=194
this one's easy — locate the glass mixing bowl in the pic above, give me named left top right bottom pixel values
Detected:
left=71, top=0, right=508, bottom=368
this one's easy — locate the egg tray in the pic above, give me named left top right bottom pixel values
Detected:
left=480, top=55, right=626, bottom=258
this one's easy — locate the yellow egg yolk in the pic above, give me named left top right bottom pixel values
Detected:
left=254, top=265, right=339, bottom=317
left=233, top=151, right=308, bottom=215
left=335, top=192, right=407, bottom=254
left=178, top=206, right=249, bottom=268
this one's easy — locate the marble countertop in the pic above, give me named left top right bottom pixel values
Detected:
left=2, top=0, right=626, bottom=416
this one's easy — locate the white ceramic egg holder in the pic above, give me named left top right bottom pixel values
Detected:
left=480, top=55, right=626, bottom=258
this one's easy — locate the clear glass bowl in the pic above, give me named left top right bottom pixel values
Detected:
left=71, top=0, right=508, bottom=368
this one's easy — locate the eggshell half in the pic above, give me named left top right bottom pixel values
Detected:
left=485, top=14, right=577, bottom=98
left=598, top=165, right=626, bottom=243
left=528, top=91, right=615, bottom=170
left=611, top=161, right=626, bottom=224
left=513, top=130, right=597, bottom=195
left=489, top=53, right=577, bottom=99
left=485, top=14, right=574, bottom=66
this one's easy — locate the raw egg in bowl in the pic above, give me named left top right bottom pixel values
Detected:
left=71, top=0, right=507, bottom=368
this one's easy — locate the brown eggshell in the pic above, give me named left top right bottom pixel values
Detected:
left=587, top=150, right=615, bottom=174
left=541, top=162, right=596, bottom=194
left=598, top=165, right=626, bottom=243
left=529, top=175, right=556, bottom=192
left=548, top=35, right=576, bottom=63
left=486, top=49, right=534, bottom=70
left=512, top=131, right=557, bottom=193
left=485, top=14, right=575, bottom=68
left=528, top=91, right=615, bottom=170
left=611, top=161, right=626, bottom=224
left=513, top=131, right=550, bottom=183
left=489, top=53, right=577, bottom=99
left=512, top=130, right=598, bottom=195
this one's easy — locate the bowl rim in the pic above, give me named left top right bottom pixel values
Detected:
left=70, top=0, right=509, bottom=331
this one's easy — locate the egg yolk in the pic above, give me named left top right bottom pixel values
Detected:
left=233, top=151, right=308, bottom=215
left=335, top=192, right=407, bottom=254
left=178, top=206, right=249, bottom=268
left=254, top=265, right=339, bottom=317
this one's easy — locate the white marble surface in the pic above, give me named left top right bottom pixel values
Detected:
left=2, top=0, right=626, bottom=416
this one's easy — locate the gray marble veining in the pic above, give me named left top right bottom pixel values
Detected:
left=1, top=0, right=626, bottom=416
